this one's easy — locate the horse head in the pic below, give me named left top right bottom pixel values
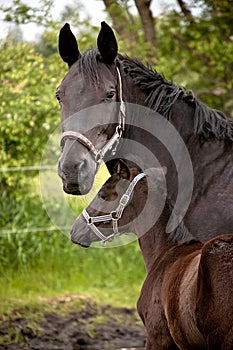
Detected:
left=57, top=22, right=123, bottom=195
left=71, top=159, right=167, bottom=247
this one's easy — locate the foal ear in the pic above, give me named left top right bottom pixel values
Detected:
left=97, top=21, right=118, bottom=64
left=115, top=160, right=131, bottom=180
left=58, top=23, right=81, bottom=67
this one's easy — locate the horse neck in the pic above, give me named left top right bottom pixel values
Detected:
left=122, top=99, right=232, bottom=233
left=138, top=202, right=171, bottom=273
left=137, top=198, right=195, bottom=273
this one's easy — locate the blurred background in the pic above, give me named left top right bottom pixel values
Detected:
left=0, top=0, right=232, bottom=346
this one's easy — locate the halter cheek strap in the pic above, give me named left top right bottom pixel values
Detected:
left=60, top=67, right=125, bottom=171
left=82, top=172, right=146, bottom=246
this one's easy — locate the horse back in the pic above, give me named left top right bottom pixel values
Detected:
left=196, top=234, right=233, bottom=349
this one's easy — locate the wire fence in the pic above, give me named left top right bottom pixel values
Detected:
left=0, top=226, right=70, bottom=235
left=0, top=164, right=62, bottom=236
left=0, top=164, right=56, bottom=172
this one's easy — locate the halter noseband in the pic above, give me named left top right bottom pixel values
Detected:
left=82, top=172, right=146, bottom=246
left=60, top=67, right=125, bottom=170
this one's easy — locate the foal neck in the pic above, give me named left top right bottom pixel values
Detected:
left=138, top=198, right=198, bottom=273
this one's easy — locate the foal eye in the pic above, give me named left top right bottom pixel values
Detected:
left=105, top=91, right=115, bottom=101
left=98, top=191, right=108, bottom=200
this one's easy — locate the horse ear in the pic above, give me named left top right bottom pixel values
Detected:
left=97, top=21, right=118, bottom=64
left=58, top=23, right=81, bottom=67
left=115, top=159, right=131, bottom=180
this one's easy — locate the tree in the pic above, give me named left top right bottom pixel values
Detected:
left=134, top=0, right=156, bottom=46
left=102, top=0, right=156, bottom=54
left=158, top=0, right=233, bottom=117
left=0, top=38, right=64, bottom=191
left=0, top=0, right=54, bottom=25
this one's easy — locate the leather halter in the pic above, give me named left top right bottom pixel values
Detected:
left=60, top=67, right=126, bottom=170
left=82, top=172, right=146, bottom=246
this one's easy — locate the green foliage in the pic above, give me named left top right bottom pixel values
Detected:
left=0, top=0, right=54, bottom=25
left=154, top=7, right=233, bottom=117
left=0, top=190, right=59, bottom=268
left=0, top=38, right=65, bottom=192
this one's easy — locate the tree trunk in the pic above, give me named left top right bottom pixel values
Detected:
left=102, top=0, right=137, bottom=41
left=176, top=0, right=193, bottom=21
left=102, top=0, right=156, bottom=47
left=134, top=0, right=156, bottom=46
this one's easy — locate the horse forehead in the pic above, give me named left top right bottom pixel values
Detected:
left=60, top=60, right=116, bottom=92
left=60, top=63, right=85, bottom=91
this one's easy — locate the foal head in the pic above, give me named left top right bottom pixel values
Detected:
left=71, top=160, right=167, bottom=247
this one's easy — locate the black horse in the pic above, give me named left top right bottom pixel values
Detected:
left=57, top=21, right=233, bottom=241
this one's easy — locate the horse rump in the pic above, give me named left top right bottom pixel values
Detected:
left=196, top=234, right=233, bottom=349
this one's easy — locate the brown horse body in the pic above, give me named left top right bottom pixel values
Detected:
left=138, top=233, right=233, bottom=349
left=71, top=162, right=233, bottom=349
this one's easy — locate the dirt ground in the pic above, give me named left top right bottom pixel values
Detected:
left=0, top=296, right=146, bottom=350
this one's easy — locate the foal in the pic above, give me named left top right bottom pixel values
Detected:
left=71, top=160, right=233, bottom=350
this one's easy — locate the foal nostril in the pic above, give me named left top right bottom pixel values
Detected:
left=98, top=191, right=108, bottom=200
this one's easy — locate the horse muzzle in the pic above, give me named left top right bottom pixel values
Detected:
left=58, top=153, right=95, bottom=195
left=63, top=182, right=85, bottom=195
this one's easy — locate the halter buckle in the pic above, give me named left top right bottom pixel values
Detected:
left=116, top=125, right=122, bottom=138
left=111, top=126, right=122, bottom=156
left=119, top=194, right=130, bottom=207
left=95, top=151, right=103, bottom=164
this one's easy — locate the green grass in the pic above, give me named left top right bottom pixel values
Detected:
left=0, top=232, right=146, bottom=316
left=0, top=166, right=146, bottom=317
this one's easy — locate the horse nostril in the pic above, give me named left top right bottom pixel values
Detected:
left=60, top=172, right=66, bottom=182
left=58, top=165, right=66, bottom=181
left=57, top=160, right=62, bottom=177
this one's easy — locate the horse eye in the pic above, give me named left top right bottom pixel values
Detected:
left=106, top=91, right=115, bottom=101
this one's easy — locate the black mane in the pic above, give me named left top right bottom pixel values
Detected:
left=76, top=48, right=102, bottom=83
left=120, top=56, right=233, bottom=141
left=76, top=49, right=233, bottom=141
